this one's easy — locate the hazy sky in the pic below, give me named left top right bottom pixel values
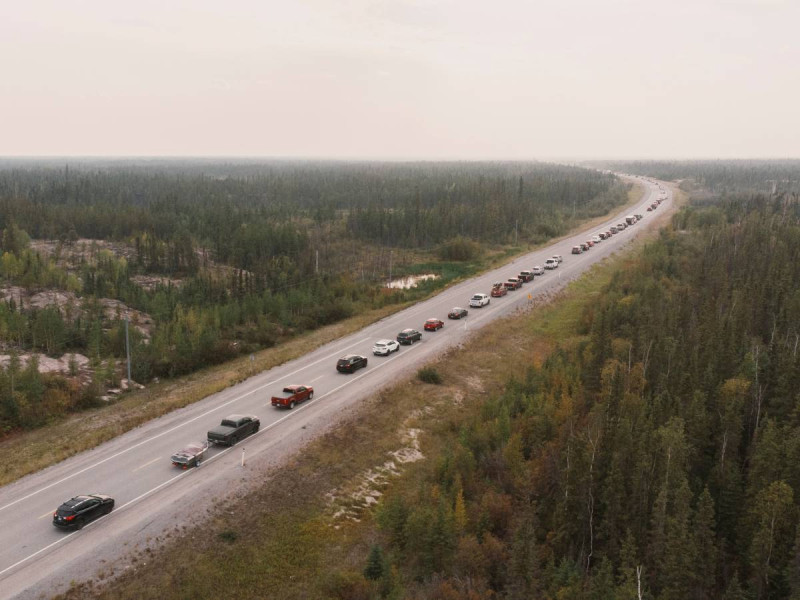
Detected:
left=2, top=0, right=798, bottom=159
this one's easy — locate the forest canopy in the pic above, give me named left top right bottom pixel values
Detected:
left=0, top=160, right=628, bottom=433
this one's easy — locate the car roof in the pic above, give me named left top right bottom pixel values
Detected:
left=225, top=414, right=249, bottom=421
left=375, top=339, right=391, bottom=344
left=426, top=317, right=440, bottom=321
left=61, top=494, right=106, bottom=509
left=401, top=328, right=416, bottom=333
left=451, top=307, right=464, bottom=310
left=63, top=496, right=91, bottom=507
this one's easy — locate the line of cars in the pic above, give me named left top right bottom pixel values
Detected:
left=52, top=410, right=266, bottom=528
left=496, top=255, right=562, bottom=295
left=571, top=214, right=644, bottom=254
left=50, top=199, right=659, bottom=531
left=51, top=248, right=566, bottom=529
left=647, top=194, right=666, bottom=211
left=328, top=255, right=567, bottom=396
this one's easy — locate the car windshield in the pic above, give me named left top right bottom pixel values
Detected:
left=375, top=342, right=386, bottom=347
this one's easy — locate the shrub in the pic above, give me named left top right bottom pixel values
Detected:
left=418, top=366, right=442, bottom=384
left=218, top=530, right=238, bottom=543
left=438, top=236, right=480, bottom=261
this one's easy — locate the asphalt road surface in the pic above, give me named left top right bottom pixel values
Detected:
left=0, top=175, right=672, bottom=599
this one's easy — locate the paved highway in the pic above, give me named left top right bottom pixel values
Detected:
left=0, top=175, right=671, bottom=599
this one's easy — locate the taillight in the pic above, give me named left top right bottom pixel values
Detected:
left=65, top=515, right=75, bottom=521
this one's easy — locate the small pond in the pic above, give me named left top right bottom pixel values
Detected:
left=385, top=273, right=440, bottom=289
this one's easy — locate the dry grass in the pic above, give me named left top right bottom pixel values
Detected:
left=1, top=183, right=649, bottom=488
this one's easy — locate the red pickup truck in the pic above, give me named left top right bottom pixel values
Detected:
left=271, top=385, right=314, bottom=409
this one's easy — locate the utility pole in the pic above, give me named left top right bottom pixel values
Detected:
left=125, top=314, right=132, bottom=382
left=388, top=250, right=394, bottom=286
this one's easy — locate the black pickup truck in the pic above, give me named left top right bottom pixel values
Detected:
left=207, top=414, right=260, bottom=446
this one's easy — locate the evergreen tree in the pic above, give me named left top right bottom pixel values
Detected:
left=364, top=545, right=384, bottom=581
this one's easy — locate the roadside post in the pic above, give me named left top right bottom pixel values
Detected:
left=241, top=447, right=246, bottom=467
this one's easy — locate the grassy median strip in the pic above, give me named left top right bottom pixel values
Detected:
left=55, top=227, right=655, bottom=599
left=0, top=182, right=646, bottom=488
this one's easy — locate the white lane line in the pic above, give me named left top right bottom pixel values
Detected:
left=0, top=336, right=372, bottom=513
left=0, top=530, right=79, bottom=577
left=308, top=374, right=325, bottom=384
left=0, top=346, right=422, bottom=578
left=132, top=457, right=162, bottom=473
left=38, top=510, right=53, bottom=520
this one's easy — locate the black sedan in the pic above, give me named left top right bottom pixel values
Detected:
left=448, top=307, right=468, bottom=319
left=337, top=354, right=368, bottom=373
left=397, top=328, right=422, bottom=345
left=53, top=494, right=115, bottom=530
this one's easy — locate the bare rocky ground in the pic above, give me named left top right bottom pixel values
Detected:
left=1, top=239, right=157, bottom=392
left=28, top=239, right=137, bottom=266
left=0, top=352, right=90, bottom=375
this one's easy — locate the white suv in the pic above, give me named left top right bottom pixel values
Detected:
left=469, top=293, right=490, bottom=308
left=532, top=265, right=545, bottom=276
left=552, top=255, right=563, bottom=263
left=544, top=258, right=558, bottom=269
left=372, top=339, right=400, bottom=356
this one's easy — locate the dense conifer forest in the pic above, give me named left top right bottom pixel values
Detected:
left=0, top=160, right=627, bottom=433
left=598, top=159, right=800, bottom=195
left=361, top=177, right=800, bottom=598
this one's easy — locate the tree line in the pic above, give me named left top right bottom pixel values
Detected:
left=594, top=159, right=800, bottom=196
